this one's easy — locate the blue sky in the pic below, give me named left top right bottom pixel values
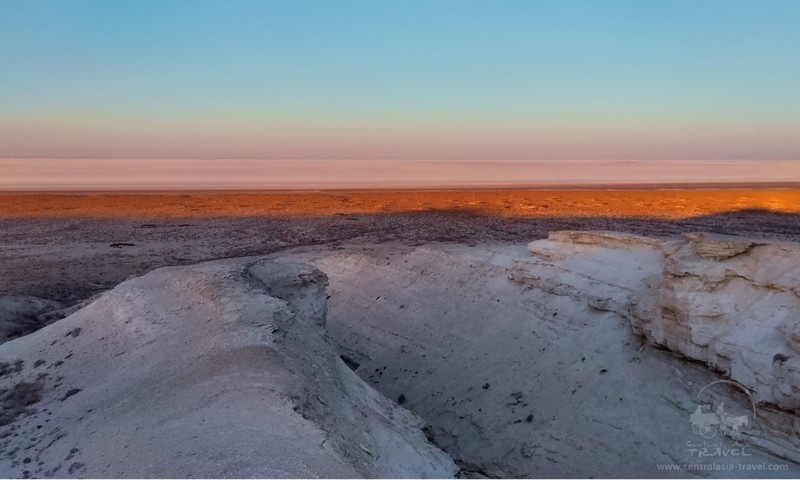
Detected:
left=1, top=0, right=799, bottom=159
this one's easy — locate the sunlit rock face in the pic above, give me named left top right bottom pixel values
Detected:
left=519, top=231, right=800, bottom=410
left=0, top=259, right=456, bottom=479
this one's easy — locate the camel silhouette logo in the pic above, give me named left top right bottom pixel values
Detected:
left=690, top=380, right=756, bottom=439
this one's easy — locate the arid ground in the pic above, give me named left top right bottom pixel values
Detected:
left=2, top=188, right=800, bottom=307
left=3, top=188, right=800, bottom=219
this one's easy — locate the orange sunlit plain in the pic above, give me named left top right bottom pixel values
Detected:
left=2, top=189, right=799, bottom=219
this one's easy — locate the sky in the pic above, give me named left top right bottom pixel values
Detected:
left=1, top=0, right=799, bottom=161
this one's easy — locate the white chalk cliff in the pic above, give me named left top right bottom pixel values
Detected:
left=285, top=239, right=800, bottom=478
left=0, top=259, right=457, bottom=478
left=518, top=231, right=800, bottom=411
left=2, top=233, right=799, bottom=478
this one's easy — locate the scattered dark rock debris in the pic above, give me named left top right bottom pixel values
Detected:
left=0, top=379, right=44, bottom=426
left=481, top=383, right=491, bottom=390
left=367, top=366, right=387, bottom=381
left=599, top=368, right=608, bottom=374
left=65, top=447, right=79, bottom=461
left=65, top=328, right=82, bottom=338
left=68, top=462, right=85, bottom=474
left=109, top=242, right=135, bottom=248
left=44, top=464, right=62, bottom=477
left=0, top=360, right=24, bottom=377
left=60, top=388, right=81, bottom=401
left=397, top=394, right=407, bottom=405
left=139, top=224, right=158, bottom=228
left=773, top=353, right=791, bottom=366
left=507, top=391, right=524, bottom=407
left=526, top=414, right=534, bottom=423
left=33, top=360, right=46, bottom=368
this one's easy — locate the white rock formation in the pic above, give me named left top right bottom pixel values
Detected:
left=284, top=241, right=800, bottom=478
left=3, top=234, right=798, bottom=478
left=520, top=231, right=800, bottom=411
left=0, top=259, right=456, bottom=478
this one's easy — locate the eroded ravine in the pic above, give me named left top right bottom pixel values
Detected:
left=283, top=237, right=800, bottom=478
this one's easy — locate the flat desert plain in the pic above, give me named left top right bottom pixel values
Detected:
left=2, top=188, right=800, bottom=304
left=2, top=187, right=800, bottom=219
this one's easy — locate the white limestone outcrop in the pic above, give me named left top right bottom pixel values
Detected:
left=0, top=259, right=456, bottom=478
left=286, top=241, right=800, bottom=477
left=518, top=231, right=800, bottom=411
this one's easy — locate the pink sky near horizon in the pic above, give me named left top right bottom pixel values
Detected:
left=2, top=115, right=800, bottom=161
left=2, top=158, right=800, bottom=191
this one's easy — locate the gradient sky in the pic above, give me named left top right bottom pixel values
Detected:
left=1, top=0, right=799, bottom=160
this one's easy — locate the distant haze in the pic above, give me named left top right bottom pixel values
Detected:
left=2, top=158, right=799, bottom=191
